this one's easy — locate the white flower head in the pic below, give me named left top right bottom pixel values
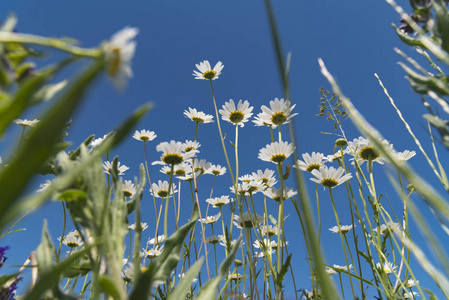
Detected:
left=128, top=222, right=148, bottom=231
left=404, top=291, right=419, bottom=299
left=193, top=60, right=224, bottom=80
left=14, top=119, right=39, bottom=127
left=190, top=158, right=211, bottom=175
left=150, top=180, right=178, bottom=198
left=219, top=99, right=253, bottom=127
left=329, top=224, right=354, bottom=234
left=258, top=141, right=295, bottom=164
left=332, top=264, right=353, bottom=272
left=206, top=235, right=224, bottom=245
left=184, top=107, right=214, bottom=123
left=231, top=181, right=265, bottom=196
left=145, top=245, right=164, bottom=258
left=261, top=225, right=281, bottom=237
left=406, top=279, right=418, bottom=288
left=326, top=267, right=337, bottom=275
left=263, top=186, right=297, bottom=202
left=376, top=261, right=397, bottom=275
left=206, top=196, right=231, bottom=208
left=258, top=98, right=298, bottom=126
left=295, top=152, right=326, bottom=172
left=392, top=150, right=416, bottom=161
left=152, top=140, right=197, bottom=166
left=133, top=130, right=156, bottom=142
left=148, top=234, right=165, bottom=245
left=103, top=161, right=129, bottom=176
left=58, top=231, right=83, bottom=248
left=104, top=26, right=138, bottom=90
left=90, top=134, right=108, bottom=148
left=205, top=164, right=226, bottom=176
left=252, top=168, right=277, bottom=188
left=160, top=163, right=192, bottom=176
left=122, top=180, right=136, bottom=198
left=233, top=212, right=263, bottom=229
left=199, top=212, right=221, bottom=225
left=310, top=166, right=352, bottom=189
left=347, top=136, right=392, bottom=165
left=183, top=140, right=201, bottom=153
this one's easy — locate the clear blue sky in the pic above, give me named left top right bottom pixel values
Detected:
left=1, top=0, right=447, bottom=298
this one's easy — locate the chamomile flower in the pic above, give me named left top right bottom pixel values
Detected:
left=332, top=264, right=353, bottom=272
left=148, top=235, right=165, bottom=245
left=199, top=213, right=221, bottom=225
left=190, top=158, right=211, bottom=175
left=263, top=186, right=297, bottom=202
left=233, top=212, right=263, bottom=229
left=251, top=168, right=277, bottom=188
left=329, top=224, right=354, bottom=234
left=253, top=239, right=288, bottom=250
left=104, top=27, right=138, bottom=90
left=59, top=231, right=83, bottom=248
left=206, top=196, right=231, bottom=208
left=183, top=140, right=201, bottom=153
left=219, top=239, right=243, bottom=249
left=14, top=119, right=39, bottom=127
left=146, top=245, right=164, bottom=258
left=406, top=279, right=418, bottom=288
left=347, top=136, right=392, bottom=165
left=219, top=99, right=253, bottom=127
left=404, top=291, right=419, bottom=299
left=205, top=164, right=226, bottom=176
left=258, top=98, right=298, bottom=126
left=310, top=166, right=352, bottom=189
left=193, top=60, right=224, bottom=80
left=231, top=181, right=265, bottom=196
left=128, top=222, right=148, bottom=231
left=122, top=180, right=136, bottom=197
left=150, top=180, right=177, bottom=198
left=239, top=174, right=253, bottom=183
left=178, top=170, right=201, bottom=182
left=133, top=130, right=157, bottom=142
left=295, top=152, right=326, bottom=172
left=152, top=140, right=197, bottom=166
left=160, top=163, right=192, bottom=176
left=392, top=150, right=416, bottom=161
left=326, top=268, right=337, bottom=275
left=90, top=134, right=108, bottom=148
left=103, top=161, right=129, bottom=176
left=184, top=107, right=214, bottom=123
left=261, top=225, right=281, bottom=237
left=258, top=141, right=295, bottom=164
left=376, top=261, right=397, bottom=275
left=206, top=235, right=224, bottom=245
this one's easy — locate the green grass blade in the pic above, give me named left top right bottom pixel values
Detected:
left=167, top=257, right=203, bottom=300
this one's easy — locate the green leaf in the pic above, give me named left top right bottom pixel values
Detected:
left=393, top=24, right=426, bottom=48
left=99, top=275, right=121, bottom=299
left=30, top=80, right=68, bottom=105
left=424, top=114, right=449, bottom=149
left=36, top=220, right=56, bottom=274
left=167, top=257, right=203, bottom=300
left=0, top=59, right=103, bottom=227
left=55, top=189, right=88, bottom=202
left=276, top=253, right=292, bottom=287
left=431, top=0, right=449, bottom=52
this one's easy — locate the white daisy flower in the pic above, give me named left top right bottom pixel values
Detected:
left=160, top=163, right=192, bottom=176
left=206, top=196, right=231, bottom=208
left=253, top=111, right=276, bottom=127
left=206, top=235, right=224, bottom=245
left=128, top=222, right=148, bottom=231
left=253, top=239, right=288, bottom=250
left=376, top=261, right=397, bottom=275
left=263, top=186, right=297, bottom=202
left=239, top=174, right=254, bottom=183
left=392, top=150, right=416, bottom=161
left=258, top=98, right=298, bottom=126
left=152, top=140, right=197, bottom=166
left=191, top=158, right=211, bottom=175
left=148, top=235, right=165, bottom=245
left=104, top=26, right=138, bottom=90
left=404, top=291, right=419, bottom=299
left=326, top=267, right=337, bottom=275
left=205, top=164, right=226, bottom=176
left=231, top=181, right=265, bottom=196
left=347, top=136, right=392, bottom=165
left=145, top=245, right=164, bottom=258
left=58, top=231, right=83, bottom=248
left=406, top=279, right=418, bottom=288
left=37, top=179, right=52, bottom=192
left=261, top=225, right=281, bottom=237
left=295, top=152, right=326, bottom=172
left=258, top=141, right=295, bottom=164
left=373, top=222, right=401, bottom=236
left=183, top=140, right=201, bottom=153
left=103, top=161, right=129, bottom=176
left=133, top=130, right=157, bottom=142
left=184, top=107, right=214, bottom=123
left=150, top=180, right=177, bottom=198
left=193, top=60, right=224, bottom=80
left=329, top=224, right=354, bottom=234
left=326, top=149, right=347, bottom=162
left=219, top=99, right=253, bottom=127
left=219, top=238, right=244, bottom=249
left=251, top=168, right=277, bottom=188
left=90, top=134, right=108, bottom=148
left=122, top=180, right=136, bottom=197
left=233, top=212, right=263, bottom=229
left=332, top=264, right=353, bottom=272
left=310, top=166, right=352, bottom=189
left=199, top=212, right=221, bottom=225
left=14, top=119, right=39, bottom=127
left=177, top=170, right=201, bottom=182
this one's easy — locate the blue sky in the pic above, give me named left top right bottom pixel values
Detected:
left=1, top=0, right=448, bottom=298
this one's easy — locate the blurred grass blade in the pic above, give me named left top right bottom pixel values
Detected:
left=167, top=257, right=203, bottom=300
left=36, top=220, right=56, bottom=274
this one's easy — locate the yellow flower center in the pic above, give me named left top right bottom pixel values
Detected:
left=271, top=112, right=287, bottom=125
left=203, top=70, right=216, bottom=79
left=162, top=154, right=183, bottom=165
left=271, top=154, right=286, bottom=163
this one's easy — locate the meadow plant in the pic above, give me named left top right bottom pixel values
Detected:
left=1, top=0, right=449, bottom=299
